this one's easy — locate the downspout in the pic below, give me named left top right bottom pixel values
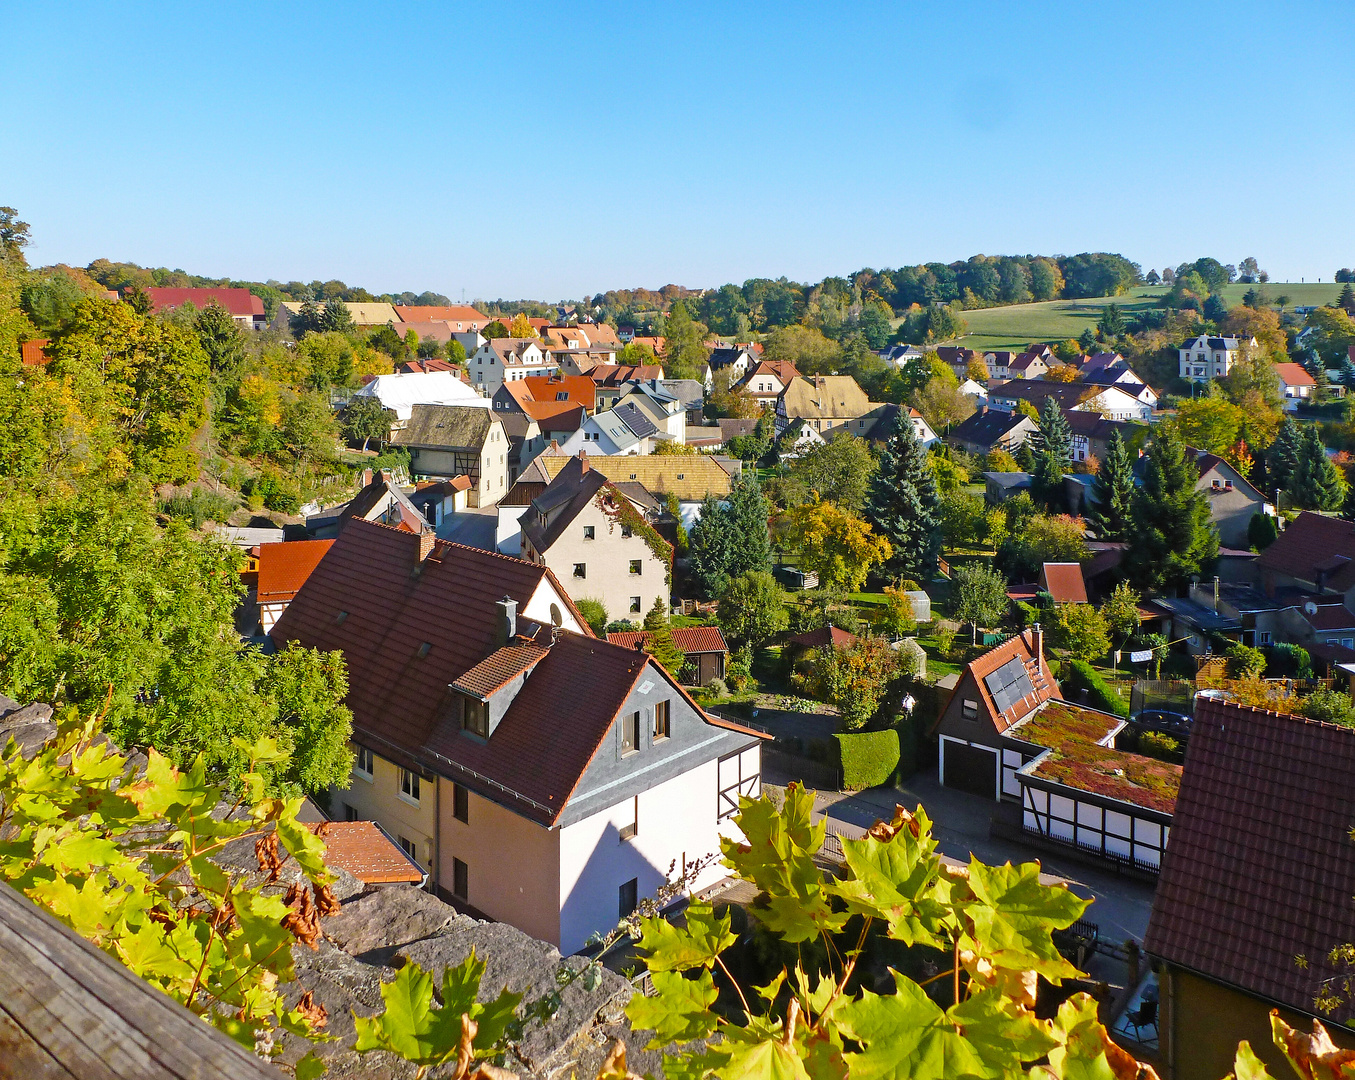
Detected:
left=433, top=770, right=442, bottom=896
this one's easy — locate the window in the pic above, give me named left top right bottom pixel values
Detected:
left=462, top=698, right=489, bottom=738
left=962, top=699, right=979, bottom=720
left=654, top=700, right=670, bottom=740
left=621, top=711, right=639, bottom=755
left=583, top=525, right=595, bottom=540
left=354, top=746, right=374, bottom=779
left=1259, top=632, right=1272, bottom=644
left=398, top=835, right=417, bottom=860
left=400, top=769, right=421, bottom=804
left=342, top=803, right=357, bottom=821
left=630, top=596, right=641, bottom=613
left=453, top=857, right=468, bottom=899
left=621, top=524, right=633, bottom=538
left=619, top=877, right=638, bottom=917
left=619, top=796, right=638, bottom=841
left=454, top=783, right=469, bottom=823
left=573, top=562, right=587, bottom=578
left=629, top=559, right=642, bottom=575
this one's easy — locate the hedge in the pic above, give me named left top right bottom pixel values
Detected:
left=835, top=728, right=900, bottom=791
left=1062, top=659, right=1130, bottom=718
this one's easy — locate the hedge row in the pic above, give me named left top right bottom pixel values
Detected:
left=1062, top=659, right=1130, bottom=718
left=835, top=729, right=900, bottom=791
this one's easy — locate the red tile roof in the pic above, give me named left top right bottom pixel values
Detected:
left=144, top=287, right=263, bottom=318
left=309, top=821, right=423, bottom=884
left=451, top=643, right=550, bottom=700
left=946, top=629, right=1058, bottom=735
left=606, top=626, right=729, bottom=655
left=1039, top=562, right=1088, bottom=604
left=1144, top=699, right=1355, bottom=1022
left=519, top=374, right=595, bottom=410
left=20, top=339, right=49, bottom=368
left=786, top=625, right=859, bottom=649
left=256, top=540, right=336, bottom=604
left=1274, top=362, right=1316, bottom=387
left=392, top=305, right=489, bottom=328
left=590, top=364, right=665, bottom=386
left=1257, top=512, right=1355, bottom=592
left=270, top=520, right=738, bottom=824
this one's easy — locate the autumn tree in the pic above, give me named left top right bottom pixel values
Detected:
left=783, top=497, right=891, bottom=592
left=1049, top=603, right=1111, bottom=662
left=508, top=312, right=537, bottom=338
left=783, top=433, right=877, bottom=512
left=641, top=597, right=686, bottom=673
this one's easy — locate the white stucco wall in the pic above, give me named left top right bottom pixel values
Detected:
left=534, top=498, right=668, bottom=622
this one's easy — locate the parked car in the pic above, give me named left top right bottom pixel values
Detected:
left=1129, top=709, right=1193, bottom=738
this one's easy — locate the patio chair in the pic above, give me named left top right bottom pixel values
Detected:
left=1125, top=998, right=1158, bottom=1040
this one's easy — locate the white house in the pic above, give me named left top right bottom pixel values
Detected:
left=1274, top=363, right=1317, bottom=410
left=614, top=380, right=687, bottom=444
left=469, top=338, right=557, bottom=397
left=705, top=346, right=757, bottom=389
left=1178, top=335, right=1258, bottom=381
left=556, top=403, right=659, bottom=457
left=272, top=520, right=766, bottom=953
left=351, top=371, right=489, bottom=426
left=957, top=378, right=989, bottom=406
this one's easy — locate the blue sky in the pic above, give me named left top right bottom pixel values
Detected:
left=5, top=1, right=1352, bottom=299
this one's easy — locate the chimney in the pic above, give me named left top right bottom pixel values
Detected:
left=417, top=530, right=435, bottom=563
left=1032, top=622, right=1043, bottom=663
left=578, top=449, right=589, bottom=473
left=495, top=596, right=518, bottom=647
left=361, top=468, right=373, bottom=488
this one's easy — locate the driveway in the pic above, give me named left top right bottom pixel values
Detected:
left=437, top=505, right=498, bottom=551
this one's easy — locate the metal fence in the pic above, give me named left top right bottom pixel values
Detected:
left=1129, top=679, right=1196, bottom=717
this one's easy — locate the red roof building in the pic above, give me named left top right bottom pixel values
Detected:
left=606, top=626, right=729, bottom=685
left=256, top=540, right=335, bottom=634
left=1038, top=562, right=1088, bottom=604
left=310, top=820, right=424, bottom=885
left=143, top=287, right=265, bottom=329
left=20, top=339, right=49, bottom=368
left=392, top=305, right=491, bottom=332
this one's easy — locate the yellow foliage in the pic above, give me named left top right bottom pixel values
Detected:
left=782, top=498, right=891, bottom=592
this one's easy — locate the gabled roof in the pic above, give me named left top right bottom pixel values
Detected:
left=939, top=630, right=1058, bottom=735
left=339, top=474, right=431, bottom=535
left=531, top=453, right=733, bottom=502
left=742, top=359, right=800, bottom=389
left=935, top=346, right=977, bottom=364
left=520, top=400, right=585, bottom=431
left=520, top=456, right=612, bottom=552
left=708, top=346, right=755, bottom=369
left=610, top=401, right=659, bottom=439
left=1038, top=562, right=1088, bottom=604
left=393, top=305, right=490, bottom=327
left=607, top=626, right=729, bottom=654
left=786, top=625, right=859, bottom=649
left=779, top=375, right=871, bottom=420
left=1256, top=512, right=1355, bottom=592
left=256, top=540, right=335, bottom=604
left=1064, top=411, right=1139, bottom=441
left=20, top=339, right=49, bottom=367
left=451, top=643, right=552, bottom=700
left=589, top=364, right=665, bottom=386
left=988, top=380, right=1106, bottom=412
left=949, top=408, right=1035, bottom=448
left=393, top=405, right=496, bottom=451
left=309, top=821, right=424, bottom=884
left=518, top=374, right=595, bottom=410
left=1274, top=362, right=1317, bottom=387
left=145, top=287, right=263, bottom=318
left=484, top=338, right=548, bottom=366
left=1144, top=699, right=1355, bottom=1024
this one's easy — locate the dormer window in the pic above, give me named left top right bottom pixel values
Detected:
left=461, top=697, right=489, bottom=738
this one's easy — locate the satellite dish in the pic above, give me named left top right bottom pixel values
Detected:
left=550, top=603, right=563, bottom=627
left=1305, top=601, right=1319, bottom=616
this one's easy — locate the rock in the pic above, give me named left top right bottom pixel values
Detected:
left=0, top=702, right=56, bottom=759
left=325, top=885, right=470, bottom=959
left=0, top=694, right=22, bottom=717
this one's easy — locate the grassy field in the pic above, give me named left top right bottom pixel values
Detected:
left=913, top=282, right=1344, bottom=353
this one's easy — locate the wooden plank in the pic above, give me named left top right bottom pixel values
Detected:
left=0, top=1008, right=79, bottom=1079
left=0, top=882, right=278, bottom=1079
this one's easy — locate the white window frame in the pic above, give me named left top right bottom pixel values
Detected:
left=399, top=768, right=421, bottom=807
left=353, top=745, right=374, bottom=781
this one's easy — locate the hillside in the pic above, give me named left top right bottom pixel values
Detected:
left=934, top=283, right=1343, bottom=352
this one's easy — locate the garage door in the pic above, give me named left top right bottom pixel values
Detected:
left=942, top=741, right=997, bottom=799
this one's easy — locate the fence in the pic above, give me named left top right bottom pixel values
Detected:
left=1129, top=679, right=1195, bottom=717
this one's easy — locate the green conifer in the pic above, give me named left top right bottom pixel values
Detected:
left=1126, top=425, right=1219, bottom=591
left=1089, top=431, right=1135, bottom=540
left=864, top=411, right=940, bottom=580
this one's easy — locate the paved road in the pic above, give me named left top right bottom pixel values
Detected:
left=765, top=761, right=1157, bottom=946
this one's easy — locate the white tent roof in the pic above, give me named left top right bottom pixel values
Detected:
left=352, top=372, right=488, bottom=421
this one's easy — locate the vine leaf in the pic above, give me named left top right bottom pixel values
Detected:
left=636, top=900, right=736, bottom=973
left=626, top=969, right=720, bottom=1047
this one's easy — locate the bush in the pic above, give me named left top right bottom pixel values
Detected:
left=1139, top=731, right=1183, bottom=761
left=705, top=677, right=729, bottom=698
left=576, top=598, right=608, bottom=637
left=835, top=728, right=900, bottom=790
left=1300, top=688, right=1355, bottom=727
left=1248, top=512, right=1279, bottom=551
left=159, top=488, right=237, bottom=528
left=935, top=626, right=957, bottom=660
left=1063, top=659, right=1130, bottom=717
left=1225, top=643, right=1267, bottom=679
left=1265, top=642, right=1313, bottom=679
left=242, top=470, right=301, bottom=514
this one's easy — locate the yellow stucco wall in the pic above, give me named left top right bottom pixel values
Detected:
left=331, top=745, right=437, bottom=873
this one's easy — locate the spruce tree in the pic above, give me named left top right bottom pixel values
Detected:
left=723, top=472, right=772, bottom=577
left=1088, top=431, right=1135, bottom=540
left=1126, top=425, right=1219, bottom=591
left=1339, top=282, right=1355, bottom=314
left=687, top=494, right=734, bottom=597
left=1267, top=418, right=1302, bottom=501
left=641, top=597, right=686, bottom=674
left=1289, top=425, right=1344, bottom=511
left=1340, top=357, right=1355, bottom=393
left=864, top=411, right=940, bottom=580
left=1028, top=396, right=1072, bottom=510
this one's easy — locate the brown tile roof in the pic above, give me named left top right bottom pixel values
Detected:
left=451, top=643, right=551, bottom=700
left=275, top=520, right=704, bottom=825
left=392, top=305, right=489, bottom=327
left=392, top=405, right=495, bottom=451
left=1144, top=699, right=1355, bottom=1022
left=256, top=540, right=336, bottom=604
left=779, top=375, right=872, bottom=421
left=590, top=364, right=665, bottom=386
left=607, top=626, right=729, bottom=655
left=520, top=400, right=585, bottom=431
left=957, top=629, right=1058, bottom=735
left=20, top=339, right=49, bottom=368
left=786, top=625, right=859, bottom=649
left=310, top=821, right=423, bottom=884
left=1039, top=562, right=1088, bottom=604
left=1257, top=512, right=1355, bottom=592
left=532, top=454, right=733, bottom=502
left=144, top=287, right=263, bottom=317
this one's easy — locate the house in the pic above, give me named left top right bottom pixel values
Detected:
left=557, top=403, right=659, bottom=457
left=706, top=346, right=757, bottom=387
left=777, top=420, right=826, bottom=458
left=398, top=358, right=462, bottom=375
left=607, top=625, right=729, bottom=686
left=255, top=540, right=335, bottom=634
left=739, top=360, right=801, bottom=408
left=1274, top=362, right=1316, bottom=409
left=468, top=338, right=556, bottom=396
left=520, top=454, right=671, bottom=621
left=957, top=378, right=989, bottom=405
left=774, top=375, right=877, bottom=436
left=324, top=470, right=433, bottom=538
left=982, top=351, right=1017, bottom=379
left=393, top=305, right=492, bottom=333
left=389, top=320, right=458, bottom=346
left=1177, top=335, right=1258, bottom=381
left=1065, top=412, right=1143, bottom=464
left=506, top=373, right=597, bottom=415
left=270, top=301, right=402, bottom=332
left=391, top=405, right=509, bottom=507
left=879, top=344, right=925, bottom=369
left=1078, top=366, right=1160, bottom=410
left=496, top=412, right=546, bottom=484
left=304, top=820, right=425, bottom=886
left=144, top=287, right=265, bottom=330
left=408, top=476, right=472, bottom=526
left=660, top=379, right=706, bottom=424
left=984, top=471, right=1033, bottom=503
left=1194, top=451, right=1271, bottom=548
left=988, top=379, right=1151, bottom=423
left=947, top=408, right=1039, bottom=456
left=835, top=402, right=939, bottom=447
left=931, top=631, right=1179, bottom=870
left=589, top=365, right=667, bottom=409
left=1039, top=562, right=1088, bottom=604
left=1007, top=345, right=1052, bottom=380
left=934, top=346, right=979, bottom=379
left=555, top=348, right=627, bottom=378
left=545, top=323, right=619, bottom=349
left=1143, top=699, right=1355, bottom=1079
left=350, top=370, right=489, bottom=426
left=614, top=379, right=688, bottom=444
left=271, top=519, right=764, bottom=952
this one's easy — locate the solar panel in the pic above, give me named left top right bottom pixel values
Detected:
left=984, top=657, right=1035, bottom=714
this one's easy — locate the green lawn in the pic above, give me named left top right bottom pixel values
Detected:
left=909, top=283, right=1344, bottom=353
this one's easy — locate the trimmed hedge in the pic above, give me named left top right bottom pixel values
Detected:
left=1062, top=660, right=1130, bottom=718
left=835, top=729, right=900, bottom=791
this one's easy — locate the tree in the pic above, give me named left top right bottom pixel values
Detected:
left=1049, top=603, right=1110, bottom=662
left=508, top=312, right=537, bottom=338
left=193, top=301, right=246, bottom=373
left=951, top=562, right=1009, bottom=645
left=342, top=394, right=393, bottom=451
left=686, top=475, right=772, bottom=597
left=761, top=324, right=839, bottom=375
left=1225, top=642, right=1267, bottom=679
left=0, top=205, right=31, bottom=264
left=864, top=411, right=941, bottom=581
left=1126, top=424, right=1219, bottom=591
left=641, top=597, right=686, bottom=673
left=938, top=489, right=986, bottom=549
left=321, top=298, right=354, bottom=333
left=965, top=356, right=989, bottom=381
left=1078, top=327, right=1097, bottom=353
left=1249, top=511, right=1281, bottom=549
left=985, top=448, right=1020, bottom=472
left=995, top=512, right=1090, bottom=581
left=1289, top=424, right=1345, bottom=510
left=783, top=433, right=877, bottom=512
left=576, top=597, right=608, bottom=636
left=1096, top=302, right=1125, bottom=338
left=1300, top=687, right=1355, bottom=727
left=1088, top=431, right=1135, bottom=540
left=912, top=374, right=976, bottom=430
left=280, top=389, right=339, bottom=463
left=878, top=584, right=918, bottom=638
left=483, top=319, right=509, bottom=339
left=783, top=498, right=891, bottom=592
left=716, top=570, right=788, bottom=647
left=1100, top=581, right=1141, bottom=644
left=1340, top=283, right=1355, bottom=315
left=1028, top=395, right=1072, bottom=509
left=1268, top=417, right=1303, bottom=499
left=687, top=494, right=737, bottom=597
left=290, top=298, right=323, bottom=337
left=815, top=635, right=906, bottom=730
left=662, top=301, right=710, bottom=382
